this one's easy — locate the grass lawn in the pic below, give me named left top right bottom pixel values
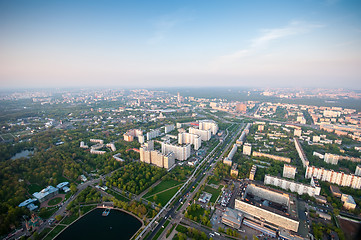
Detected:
left=144, top=179, right=183, bottom=198
left=149, top=186, right=180, bottom=206
left=208, top=177, right=220, bottom=185
left=80, top=205, right=96, bottom=214
left=106, top=189, right=130, bottom=202
left=64, top=192, right=72, bottom=200
left=61, top=213, right=79, bottom=225
left=43, top=225, right=66, bottom=240
left=39, top=207, right=58, bottom=219
left=176, top=224, right=187, bottom=233
left=186, top=206, right=205, bottom=219
left=48, top=197, right=63, bottom=206
left=27, top=183, right=43, bottom=194
left=38, top=227, right=52, bottom=239
left=204, top=185, right=221, bottom=203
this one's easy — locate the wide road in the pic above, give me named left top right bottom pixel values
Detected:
left=145, top=123, right=245, bottom=240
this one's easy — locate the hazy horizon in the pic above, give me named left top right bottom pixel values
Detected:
left=1, top=0, right=361, bottom=89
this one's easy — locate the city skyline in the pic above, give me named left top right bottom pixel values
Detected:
left=1, top=0, right=361, bottom=89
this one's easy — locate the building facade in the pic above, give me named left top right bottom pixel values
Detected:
left=283, top=164, right=297, bottom=179
left=189, top=127, right=211, bottom=141
left=305, top=165, right=361, bottom=189
left=161, top=142, right=191, bottom=161
left=198, top=120, right=218, bottom=135
left=243, top=143, right=252, bottom=156
left=264, top=175, right=321, bottom=197
left=178, top=132, right=201, bottom=150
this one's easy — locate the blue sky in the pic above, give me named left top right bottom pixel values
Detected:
left=1, top=0, right=360, bottom=89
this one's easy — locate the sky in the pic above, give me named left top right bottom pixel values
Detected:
left=0, top=0, right=361, bottom=89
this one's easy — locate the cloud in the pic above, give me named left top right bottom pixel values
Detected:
left=215, top=21, right=324, bottom=65
left=147, top=9, right=194, bottom=45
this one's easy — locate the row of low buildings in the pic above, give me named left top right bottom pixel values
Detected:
left=313, top=152, right=361, bottom=165
left=223, top=144, right=238, bottom=166
left=264, top=175, right=321, bottom=197
left=294, top=137, right=309, bottom=168
left=305, top=165, right=361, bottom=189
left=18, top=182, right=70, bottom=210
left=252, top=151, right=291, bottom=163
left=236, top=123, right=252, bottom=146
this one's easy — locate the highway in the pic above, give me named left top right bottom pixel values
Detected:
left=144, top=123, right=245, bottom=240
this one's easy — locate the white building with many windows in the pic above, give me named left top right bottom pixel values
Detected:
left=178, top=132, right=201, bottom=150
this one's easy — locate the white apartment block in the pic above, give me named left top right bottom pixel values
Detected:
left=355, top=165, right=361, bottom=176
left=294, top=129, right=302, bottom=137
left=313, top=151, right=324, bottom=159
left=264, top=175, right=321, bottom=197
left=305, top=165, right=361, bottom=189
left=313, top=136, right=321, bottom=143
left=198, top=120, right=218, bottom=135
left=228, top=144, right=238, bottom=160
left=147, top=129, right=161, bottom=140
left=80, top=141, right=88, bottom=148
left=243, top=143, right=252, bottom=156
left=283, top=165, right=297, bottom=179
left=161, top=142, right=191, bottom=161
left=106, top=143, right=116, bottom=152
left=294, top=137, right=309, bottom=168
left=324, top=153, right=339, bottom=165
left=189, top=127, right=211, bottom=141
left=164, top=124, right=175, bottom=134
left=140, top=143, right=175, bottom=169
left=178, top=132, right=201, bottom=150
left=90, top=139, right=104, bottom=144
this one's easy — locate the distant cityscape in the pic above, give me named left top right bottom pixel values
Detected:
left=0, top=87, right=360, bottom=240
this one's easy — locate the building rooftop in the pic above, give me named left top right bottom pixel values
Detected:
left=240, top=183, right=298, bottom=221
left=33, top=186, right=58, bottom=200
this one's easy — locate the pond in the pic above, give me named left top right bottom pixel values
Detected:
left=55, top=208, right=142, bottom=240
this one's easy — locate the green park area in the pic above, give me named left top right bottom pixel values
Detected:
left=48, top=197, right=63, bottom=206
left=204, top=185, right=222, bottom=203
left=144, top=179, right=184, bottom=206
left=43, top=225, right=66, bottom=240
left=144, top=179, right=183, bottom=198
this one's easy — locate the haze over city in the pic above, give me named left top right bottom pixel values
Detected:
left=1, top=0, right=361, bottom=89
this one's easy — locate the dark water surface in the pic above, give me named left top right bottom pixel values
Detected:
left=56, top=208, right=142, bottom=240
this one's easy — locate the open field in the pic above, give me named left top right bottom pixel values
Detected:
left=204, top=185, right=222, bottom=203
left=144, top=179, right=183, bottom=198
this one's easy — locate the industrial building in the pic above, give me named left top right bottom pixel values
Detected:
left=221, top=208, right=243, bottom=229
left=235, top=184, right=299, bottom=232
